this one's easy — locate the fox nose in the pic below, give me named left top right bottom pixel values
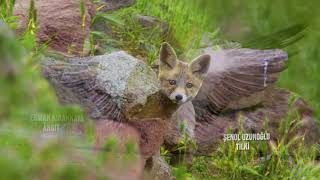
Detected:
left=175, top=94, right=183, bottom=101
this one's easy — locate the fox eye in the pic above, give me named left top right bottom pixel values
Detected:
left=186, top=82, right=193, bottom=88
left=169, top=80, right=176, bottom=85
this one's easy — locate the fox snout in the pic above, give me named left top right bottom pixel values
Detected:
left=169, top=88, right=188, bottom=104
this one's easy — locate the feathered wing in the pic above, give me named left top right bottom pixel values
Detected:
left=193, top=48, right=288, bottom=114
left=42, top=59, right=123, bottom=121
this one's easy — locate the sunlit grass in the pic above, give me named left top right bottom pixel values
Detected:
left=191, top=113, right=320, bottom=179
left=91, top=0, right=214, bottom=64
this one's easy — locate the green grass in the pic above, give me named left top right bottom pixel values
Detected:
left=191, top=138, right=320, bottom=179
left=190, top=111, right=320, bottom=179
left=91, top=0, right=212, bottom=64
left=164, top=102, right=320, bottom=179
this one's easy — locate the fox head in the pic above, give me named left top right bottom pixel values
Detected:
left=158, top=42, right=211, bottom=104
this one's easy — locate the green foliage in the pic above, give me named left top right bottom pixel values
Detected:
left=91, top=11, right=162, bottom=64
left=191, top=116, right=320, bottom=179
left=94, top=11, right=164, bottom=64
left=27, top=0, right=37, bottom=32
left=91, top=0, right=213, bottom=64
left=0, top=0, right=17, bottom=29
left=0, top=128, right=113, bottom=180
left=173, top=165, right=196, bottom=180
left=134, top=0, right=210, bottom=51
left=80, top=0, right=86, bottom=29
left=241, top=24, right=307, bottom=50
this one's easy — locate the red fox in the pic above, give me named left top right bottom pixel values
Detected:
left=158, top=42, right=211, bottom=104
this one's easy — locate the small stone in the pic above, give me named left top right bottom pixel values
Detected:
left=133, top=14, right=169, bottom=34
left=144, top=155, right=175, bottom=180
left=98, top=0, right=136, bottom=12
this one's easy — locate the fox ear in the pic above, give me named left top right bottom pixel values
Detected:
left=160, top=42, right=177, bottom=69
left=190, top=54, right=211, bottom=77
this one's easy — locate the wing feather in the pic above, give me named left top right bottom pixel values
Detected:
left=42, top=59, right=123, bottom=121
left=194, top=48, right=288, bottom=114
